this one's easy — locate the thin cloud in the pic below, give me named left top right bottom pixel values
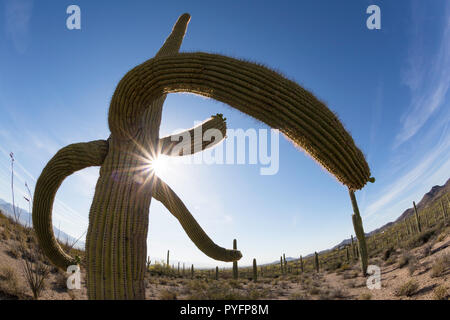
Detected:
left=394, top=3, right=450, bottom=147
left=4, top=0, right=34, bottom=54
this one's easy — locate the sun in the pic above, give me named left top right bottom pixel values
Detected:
left=150, top=155, right=169, bottom=177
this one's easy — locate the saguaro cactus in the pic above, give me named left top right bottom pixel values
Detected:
left=253, top=258, right=258, bottom=282
left=413, top=201, right=422, bottom=233
left=32, top=12, right=373, bottom=299
left=314, top=252, right=319, bottom=272
left=167, top=250, right=170, bottom=268
left=350, top=190, right=368, bottom=275
left=300, top=255, right=304, bottom=273
left=191, top=264, right=194, bottom=279
left=280, top=256, right=284, bottom=274
left=233, top=239, right=238, bottom=279
left=215, top=266, right=219, bottom=280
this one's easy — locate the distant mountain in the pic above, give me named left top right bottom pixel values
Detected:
left=332, top=178, right=450, bottom=250
left=265, top=178, right=450, bottom=265
left=0, top=198, right=84, bottom=249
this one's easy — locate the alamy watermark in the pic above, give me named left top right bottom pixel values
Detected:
left=366, top=265, right=382, bottom=290
left=166, top=122, right=280, bottom=175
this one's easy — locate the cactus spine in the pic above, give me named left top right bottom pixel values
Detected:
left=233, top=239, right=238, bottom=279
left=413, top=201, right=422, bottom=233
left=253, top=258, right=258, bottom=282
left=32, top=12, right=373, bottom=299
left=350, top=190, right=368, bottom=275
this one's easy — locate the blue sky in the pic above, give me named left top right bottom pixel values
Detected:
left=0, top=0, right=449, bottom=268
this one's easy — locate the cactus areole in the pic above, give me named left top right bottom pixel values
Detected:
left=32, top=13, right=373, bottom=299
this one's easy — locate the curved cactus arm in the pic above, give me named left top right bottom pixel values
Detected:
left=33, top=140, right=109, bottom=269
left=152, top=178, right=242, bottom=262
left=159, top=113, right=227, bottom=156
left=109, top=52, right=372, bottom=190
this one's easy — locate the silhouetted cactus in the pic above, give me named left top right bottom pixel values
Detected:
left=350, top=190, right=368, bottom=275
left=233, top=239, right=238, bottom=279
left=32, top=12, right=372, bottom=299
left=191, top=264, right=194, bottom=279
left=253, top=258, right=258, bottom=282
left=167, top=250, right=170, bottom=268
left=215, top=266, right=219, bottom=280
left=314, top=252, right=319, bottom=272
left=280, top=256, right=284, bottom=274
left=413, top=201, right=422, bottom=233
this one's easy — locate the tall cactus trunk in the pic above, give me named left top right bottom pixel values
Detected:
left=300, top=255, right=304, bottom=273
left=85, top=139, right=155, bottom=299
left=413, top=201, right=422, bottom=233
left=349, top=189, right=368, bottom=276
left=233, top=239, right=238, bottom=279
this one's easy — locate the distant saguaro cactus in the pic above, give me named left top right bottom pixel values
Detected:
left=167, top=250, right=170, bottom=268
left=191, top=264, right=194, bottom=279
left=300, top=255, right=304, bottom=273
left=280, top=256, right=284, bottom=274
left=314, top=252, right=319, bottom=272
left=413, top=201, right=422, bottom=233
left=215, top=266, right=219, bottom=280
left=253, top=258, right=258, bottom=282
left=233, top=239, right=238, bottom=280
left=32, top=12, right=373, bottom=299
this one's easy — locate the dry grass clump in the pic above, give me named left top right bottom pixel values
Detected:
left=395, top=279, right=419, bottom=297
left=430, top=253, right=450, bottom=278
left=359, top=292, right=372, bottom=300
left=159, top=289, right=178, bottom=300
left=432, top=285, right=448, bottom=300
left=0, top=266, right=22, bottom=298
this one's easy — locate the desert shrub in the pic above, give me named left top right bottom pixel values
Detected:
left=0, top=266, right=20, bottom=297
left=406, top=230, right=435, bottom=249
left=385, top=255, right=397, bottom=266
left=407, top=256, right=420, bottom=276
left=395, top=279, right=419, bottom=297
left=159, top=289, right=177, bottom=300
left=383, top=247, right=395, bottom=261
left=433, top=285, right=448, bottom=300
left=430, top=253, right=450, bottom=278
left=186, top=280, right=245, bottom=300
left=329, top=287, right=347, bottom=299
left=398, top=252, right=413, bottom=268
left=437, top=231, right=446, bottom=242
left=289, top=291, right=309, bottom=300
left=359, top=292, right=372, bottom=300
left=422, top=244, right=432, bottom=257
left=308, top=287, right=320, bottom=295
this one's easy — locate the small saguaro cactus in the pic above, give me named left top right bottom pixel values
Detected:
left=346, top=246, right=350, bottom=263
left=280, top=256, right=284, bottom=274
left=314, top=252, right=319, bottom=272
left=253, top=258, right=258, bottom=282
left=178, top=262, right=180, bottom=275
left=32, top=12, right=373, bottom=299
left=233, top=239, right=238, bottom=280
left=167, top=250, right=170, bottom=268
left=191, top=264, right=194, bottom=279
left=215, top=266, right=219, bottom=280
left=283, top=254, right=287, bottom=274
left=440, top=200, right=447, bottom=223
left=413, top=201, right=422, bottom=233
left=300, top=255, right=304, bottom=273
